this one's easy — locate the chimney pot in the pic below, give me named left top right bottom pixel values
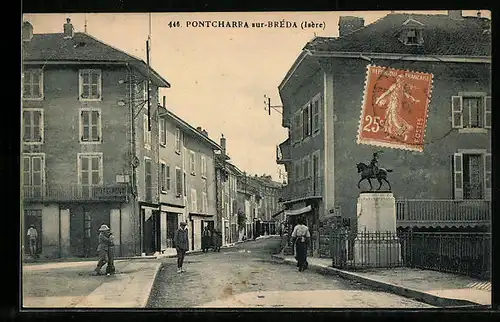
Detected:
left=22, top=21, right=33, bottom=42
left=202, top=129, right=208, bottom=137
left=220, top=135, right=227, bottom=155
left=338, top=16, right=364, bottom=37
left=64, top=17, right=74, bottom=39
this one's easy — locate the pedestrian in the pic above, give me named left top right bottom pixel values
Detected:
left=27, top=224, right=38, bottom=259
left=94, top=224, right=115, bottom=276
left=212, top=229, right=221, bottom=252
left=201, top=225, right=212, bottom=253
left=291, top=216, right=311, bottom=272
left=174, top=221, right=189, bottom=273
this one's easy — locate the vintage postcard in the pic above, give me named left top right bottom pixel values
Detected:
left=21, top=10, right=491, bottom=310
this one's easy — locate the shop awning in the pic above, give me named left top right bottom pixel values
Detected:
left=284, top=205, right=311, bottom=216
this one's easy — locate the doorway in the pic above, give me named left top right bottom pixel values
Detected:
left=142, top=208, right=160, bottom=255
left=166, top=213, right=178, bottom=248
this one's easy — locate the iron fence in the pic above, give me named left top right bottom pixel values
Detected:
left=319, top=230, right=491, bottom=279
left=398, top=231, right=491, bottom=280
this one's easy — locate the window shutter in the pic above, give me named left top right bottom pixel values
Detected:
left=484, top=96, right=491, bottom=129
left=77, top=154, right=82, bottom=185
left=484, top=153, right=491, bottom=200
left=451, top=96, right=463, bottom=128
left=453, top=153, right=463, bottom=200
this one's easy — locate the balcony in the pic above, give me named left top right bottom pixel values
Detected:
left=396, top=199, right=491, bottom=228
left=276, top=140, right=291, bottom=164
left=23, top=184, right=129, bottom=203
left=280, top=176, right=323, bottom=203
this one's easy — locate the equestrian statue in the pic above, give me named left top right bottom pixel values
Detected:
left=356, top=151, right=392, bottom=191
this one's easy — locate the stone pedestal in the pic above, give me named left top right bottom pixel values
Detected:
left=352, top=192, right=401, bottom=267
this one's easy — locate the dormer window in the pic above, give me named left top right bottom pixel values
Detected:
left=400, top=18, right=425, bottom=46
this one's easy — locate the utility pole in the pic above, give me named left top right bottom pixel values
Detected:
left=146, top=39, right=151, bottom=131
left=263, top=94, right=283, bottom=116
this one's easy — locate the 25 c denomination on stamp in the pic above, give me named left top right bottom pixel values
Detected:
left=357, top=65, right=433, bottom=152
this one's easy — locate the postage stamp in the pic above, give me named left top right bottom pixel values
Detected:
left=357, top=65, right=433, bottom=152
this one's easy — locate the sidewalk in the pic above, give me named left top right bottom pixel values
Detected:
left=21, top=245, right=240, bottom=309
left=271, top=255, right=491, bottom=308
left=22, top=259, right=161, bottom=308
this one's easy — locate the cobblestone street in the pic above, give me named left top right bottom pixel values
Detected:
left=147, top=237, right=434, bottom=308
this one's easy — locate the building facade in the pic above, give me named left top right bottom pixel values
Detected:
left=21, top=18, right=171, bottom=258
left=277, top=11, right=491, bottom=254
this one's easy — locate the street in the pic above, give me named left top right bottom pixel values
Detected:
left=147, top=236, right=435, bottom=308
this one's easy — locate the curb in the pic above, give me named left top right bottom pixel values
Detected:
left=270, top=255, right=484, bottom=308
left=143, top=262, right=163, bottom=307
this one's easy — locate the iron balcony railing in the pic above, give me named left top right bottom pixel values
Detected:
left=396, top=199, right=491, bottom=227
left=280, top=176, right=323, bottom=202
left=23, top=184, right=129, bottom=202
left=276, top=143, right=291, bottom=164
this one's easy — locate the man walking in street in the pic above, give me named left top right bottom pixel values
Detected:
left=291, top=217, right=311, bottom=272
left=27, top=224, right=38, bottom=259
left=174, top=222, right=189, bottom=273
left=94, top=224, right=115, bottom=276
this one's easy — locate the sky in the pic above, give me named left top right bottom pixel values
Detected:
left=23, top=10, right=490, bottom=182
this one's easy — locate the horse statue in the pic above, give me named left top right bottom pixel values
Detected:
left=356, top=162, right=393, bottom=191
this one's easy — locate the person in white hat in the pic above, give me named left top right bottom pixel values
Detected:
left=94, top=224, right=114, bottom=276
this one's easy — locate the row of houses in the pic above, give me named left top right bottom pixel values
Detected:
left=276, top=11, right=491, bottom=256
left=21, top=18, right=282, bottom=259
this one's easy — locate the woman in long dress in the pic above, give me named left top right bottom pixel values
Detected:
left=375, top=75, right=419, bottom=141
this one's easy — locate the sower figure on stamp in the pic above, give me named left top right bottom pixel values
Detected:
left=375, top=75, right=419, bottom=141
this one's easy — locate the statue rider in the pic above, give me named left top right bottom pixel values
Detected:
left=370, top=151, right=381, bottom=176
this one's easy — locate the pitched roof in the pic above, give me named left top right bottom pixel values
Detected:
left=22, top=32, right=171, bottom=87
left=304, top=13, right=491, bottom=57
left=158, top=107, right=221, bottom=150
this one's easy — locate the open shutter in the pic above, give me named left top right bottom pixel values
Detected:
left=484, top=96, right=491, bottom=129
left=451, top=96, right=463, bottom=129
left=484, top=153, right=491, bottom=200
left=453, top=153, right=463, bottom=200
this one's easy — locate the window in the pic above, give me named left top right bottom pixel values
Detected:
left=79, top=69, right=102, bottom=100
left=453, top=152, right=491, bottom=200
left=80, top=109, right=101, bottom=143
left=23, top=69, right=43, bottom=100
left=175, top=167, right=182, bottom=196
left=312, top=151, right=320, bottom=194
left=143, top=114, right=151, bottom=149
left=78, top=153, right=103, bottom=197
left=183, top=172, right=187, bottom=196
left=23, top=109, right=44, bottom=143
left=294, top=161, right=302, bottom=182
left=303, top=103, right=311, bottom=137
left=202, top=192, right=208, bottom=213
left=134, top=80, right=148, bottom=105
left=201, top=155, right=207, bottom=178
left=144, top=158, right=152, bottom=202
left=160, top=162, right=171, bottom=193
left=402, top=29, right=423, bottom=45
left=232, top=199, right=238, bottom=215
left=189, top=151, right=196, bottom=175
left=203, top=178, right=208, bottom=193
left=293, top=113, right=302, bottom=144
left=191, top=188, right=198, bottom=212
left=452, top=95, right=491, bottom=130
left=23, top=154, right=45, bottom=198
left=175, top=128, right=182, bottom=152
left=303, top=156, right=310, bottom=179
left=159, top=118, right=167, bottom=146
left=312, top=95, right=321, bottom=134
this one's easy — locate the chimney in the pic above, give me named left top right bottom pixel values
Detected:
left=338, top=16, right=365, bottom=37
left=162, top=96, right=166, bottom=108
left=22, top=21, right=33, bottom=42
left=63, top=18, right=74, bottom=39
left=448, top=10, right=463, bottom=20
left=196, top=126, right=202, bottom=132
left=202, top=129, right=208, bottom=137
left=220, top=134, right=227, bottom=155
